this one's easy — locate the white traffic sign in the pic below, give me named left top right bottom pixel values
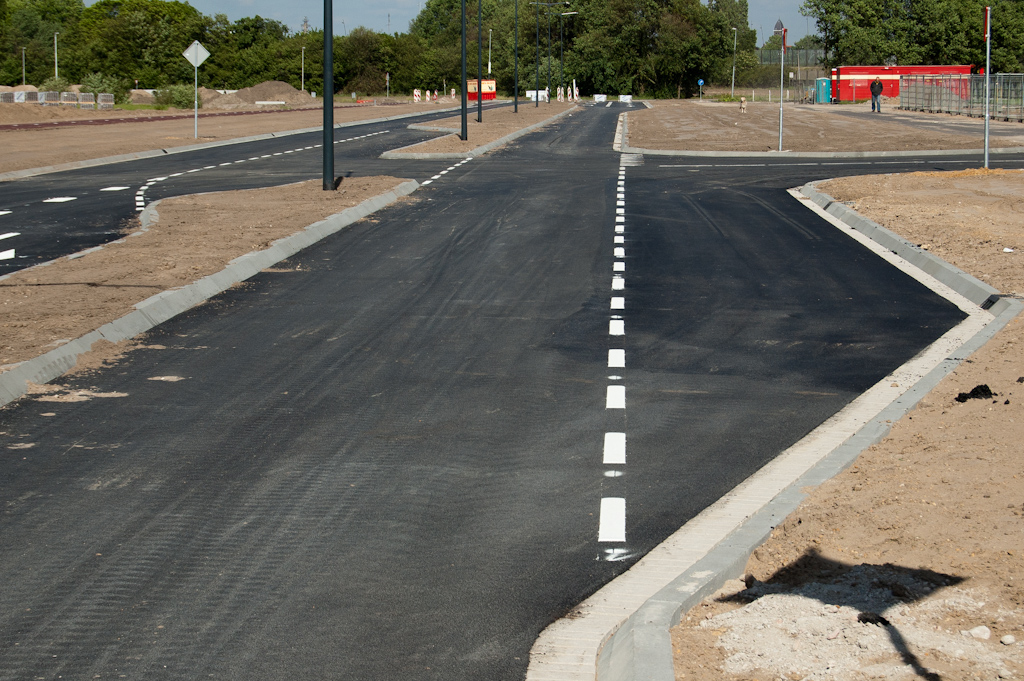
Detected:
left=182, top=41, right=210, bottom=67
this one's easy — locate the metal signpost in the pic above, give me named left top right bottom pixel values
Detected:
left=984, top=5, right=992, bottom=169
left=182, top=40, right=211, bottom=139
left=324, top=0, right=336, bottom=188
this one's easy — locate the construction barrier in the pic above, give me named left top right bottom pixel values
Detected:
left=413, top=88, right=421, bottom=102
left=900, top=73, right=1024, bottom=122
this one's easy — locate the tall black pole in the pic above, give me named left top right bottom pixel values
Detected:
left=477, top=0, right=482, bottom=122
left=546, top=11, right=551, bottom=101
left=559, top=14, right=563, bottom=93
left=535, top=5, right=539, bottom=107
left=461, top=0, right=467, bottom=140
left=514, top=0, right=519, bottom=112
left=323, top=0, right=334, bottom=190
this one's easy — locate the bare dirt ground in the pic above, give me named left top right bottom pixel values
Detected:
left=2, top=95, right=1022, bottom=680
left=627, top=99, right=1024, bottom=153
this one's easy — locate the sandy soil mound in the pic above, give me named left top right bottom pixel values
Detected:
left=130, top=89, right=155, bottom=104
left=233, top=80, right=315, bottom=106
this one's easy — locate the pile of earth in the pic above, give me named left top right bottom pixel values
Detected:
left=0, top=85, right=39, bottom=92
left=201, top=80, right=315, bottom=110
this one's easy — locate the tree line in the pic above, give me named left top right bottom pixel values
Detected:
left=1, top=0, right=1021, bottom=100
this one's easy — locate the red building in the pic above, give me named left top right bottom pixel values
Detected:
left=830, top=65, right=971, bottom=102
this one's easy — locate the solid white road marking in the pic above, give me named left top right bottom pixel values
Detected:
left=598, top=498, right=626, bottom=541
left=608, top=349, right=625, bottom=368
left=43, top=197, right=76, bottom=203
left=603, top=433, right=626, bottom=464
left=610, top=296, right=625, bottom=309
left=606, top=385, right=625, bottom=409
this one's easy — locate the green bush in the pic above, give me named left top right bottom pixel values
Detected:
left=155, top=84, right=200, bottom=109
left=38, top=76, right=72, bottom=93
left=80, top=72, right=131, bottom=105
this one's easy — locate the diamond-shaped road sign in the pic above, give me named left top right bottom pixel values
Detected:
left=182, top=41, right=210, bottom=68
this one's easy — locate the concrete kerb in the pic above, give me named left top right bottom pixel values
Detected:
left=379, top=105, right=579, bottom=160
left=616, top=110, right=1024, bottom=159
left=562, top=182, right=1023, bottom=681
left=0, top=107, right=460, bottom=182
left=0, top=180, right=420, bottom=408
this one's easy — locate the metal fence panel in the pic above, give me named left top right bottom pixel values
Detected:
left=900, top=73, right=1024, bottom=122
left=38, top=91, right=59, bottom=106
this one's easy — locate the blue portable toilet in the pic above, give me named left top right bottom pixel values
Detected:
left=815, top=78, right=832, bottom=104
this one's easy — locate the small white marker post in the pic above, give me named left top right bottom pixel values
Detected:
left=182, top=40, right=211, bottom=140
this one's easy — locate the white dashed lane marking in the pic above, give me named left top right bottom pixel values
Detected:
left=608, top=349, right=625, bottom=368
left=606, top=385, right=625, bottom=409
left=603, top=433, right=626, bottom=464
left=0, top=210, right=11, bottom=217
left=598, top=498, right=627, bottom=542
left=0, top=249, right=14, bottom=260
left=100, top=186, right=130, bottom=191
left=43, top=197, right=76, bottom=203
left=129, top=130, right=393, bottom=210
left=610, top=296, right=624, bottom=309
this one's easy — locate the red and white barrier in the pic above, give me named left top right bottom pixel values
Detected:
left=414, top=89, right=421, bottom=102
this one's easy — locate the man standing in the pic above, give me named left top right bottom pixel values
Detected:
left=870, top=76, right=883, bottom=113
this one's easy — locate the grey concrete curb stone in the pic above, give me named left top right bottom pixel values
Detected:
left=594, top=182, right=1023, bottom=681
left=0, top=107, right=459, bottom=182
left=379, top=105, right=578, bottom=160
left=0, top=180, right=420, bottom=408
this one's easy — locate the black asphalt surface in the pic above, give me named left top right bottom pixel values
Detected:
left=0, top=104, right=496, bottom=275
left=0, top=102, right=992, bottom=680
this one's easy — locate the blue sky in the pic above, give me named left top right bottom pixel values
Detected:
left=84, top=0, right=812, bottom=44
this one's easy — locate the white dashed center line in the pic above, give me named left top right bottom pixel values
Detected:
left=603, top=433, right=626, bottom=464
left=598, top=498, right=627, bottom=542
left=608, top=349, right=625, bottom=368
left=100, top=186, right=130, bottom=191
left=43, top=197, right=77, bottom=203
left=606, top=385, right=626, bottom=409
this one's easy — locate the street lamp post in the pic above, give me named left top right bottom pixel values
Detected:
left=323, top=1, right=335, bottom=190
left=22, top=47, right=26, bottom=86
left=559, top=12, right=577, bottom=94
left=730, top=27, right=737, bottom=99
left=301, top=46, right=305, bottom=92
left=531, top=2, right=568, bottom=106
left=53, top=32, right=58, bottom=81
left=461, top=0, right=468, bottom=138
left=514, top=0, right=519, bottom=112
left=477, top=0, right=482, bottom=122
left=488, top=29, right=492, bottom=74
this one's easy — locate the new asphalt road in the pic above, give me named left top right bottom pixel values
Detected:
left=0, top=103, right=997, bottom=679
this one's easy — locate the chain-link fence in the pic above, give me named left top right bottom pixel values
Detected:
left=899, top=73, right=1024, bottom=122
